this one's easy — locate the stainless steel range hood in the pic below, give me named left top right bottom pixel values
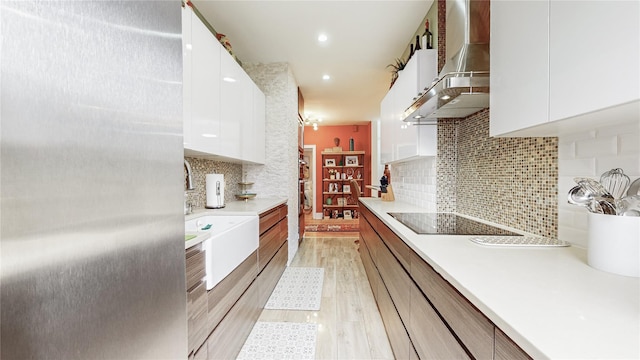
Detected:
left=403, top=0, right=490, bottom=122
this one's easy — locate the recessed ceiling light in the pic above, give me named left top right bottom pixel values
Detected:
left=318, top=33, right=328, bottom=42
left=223, top=77, right=236, bottom=83
left=322, top=74, right=330, bottom=80
left=201, top=133, right=217, bottom=138
left=441, top=95, right=451, bottom=100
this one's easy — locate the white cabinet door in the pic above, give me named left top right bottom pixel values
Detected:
left=489, top=0, right=549, bottom=136
left=187, top=8, right=221, bottom=154
left=380, top=89, right=395, bottom=165
left=490, top=0, right=639, bottom=137
left=394, top=57, right=419, bottom=117
left=549, top=0, right=640, bottom=122
left=219, top=49, right=249, bottom=160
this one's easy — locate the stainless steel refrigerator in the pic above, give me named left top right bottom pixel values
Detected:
left=1, top=1, right=187, bottom=358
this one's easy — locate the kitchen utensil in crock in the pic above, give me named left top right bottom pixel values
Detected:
left=600, top=168, right=631, bottom=199
left=567, top=186, right=593, bottom=208
left=617, top=195, right=640, bottom=217
left=627, top=178, right=640, bottom=197
left=574, top=177, right=614, bottom=199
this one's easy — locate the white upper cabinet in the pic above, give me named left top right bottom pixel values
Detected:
left=489, top=0, right=549, bottom=136
left=219, top=48, right=249, bottom=160
left=379, top=50, right=438, bottom=164
left=490, top=0, right=640, bottom=137
left=379, top=88, right=395, bottom=165
left=548, top=1, right=639, bottom=122
left=184, top=6, right=221, bottom=155
left=182, top=6, right=266, bottom=163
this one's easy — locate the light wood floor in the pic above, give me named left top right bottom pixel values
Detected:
left=257, top=235, right=394, bottom=360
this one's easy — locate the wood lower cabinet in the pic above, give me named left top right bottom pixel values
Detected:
left=358, top=201, right=531, bottom=360
left=495, top=328, right=532, bottom=360
left=409, top=281, right=469, bottom=359
left=257, top=240, right=288, bottom=307
left=410, top=251, right=494, bottom=359
left=259, top=216, right=287, bottom=272
left=208, top=251, right=258, bottom=328
left=207, top=280, right=261, bottom=359
left=378, top=277, right=419, bottom=360
left=187, top=203, right=289, bottom=359
left=186, top=244, right=208, bottom=356
left=375, top=228, right=411, bottom=323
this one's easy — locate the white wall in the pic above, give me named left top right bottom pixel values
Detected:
left=243, top=63, right=300, bottom=263
left=558, top=122, right=640, bottom=247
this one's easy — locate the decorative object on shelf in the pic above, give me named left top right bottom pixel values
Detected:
left=325, top=159, right=336, bottom=167
left=346, top=168, right=354, bottom=179
left=386, top=57, right=406, bottom=88
left=345, top=156, right=358, bottom=166
left=343, top=184, right=351, bottom=193
left=334, top=137, right=340, bottom=146
left=356, top=170, right=362, bottom=179
left=337, top=198, right=345, bottom=206
left=236, top=179, right=256, bottom=202
left=349, top=138, right=354, bottom=151
left=326, top=197, right=332, bottom=205
left=344, top=210, right=353, bottom=220
left=380, top=171, right=394, bottom=202
left=333, top=210, right=339, bottom=219
left=216, top=33, right=234, bottom=58
left=422, top=19, right=433, bottom=49
left=415, top=35, right=422, bottom=51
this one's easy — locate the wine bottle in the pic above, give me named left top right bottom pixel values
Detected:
left=415, top=35, right=422, bottom=51
left=423, top=20, right=433, bottom=49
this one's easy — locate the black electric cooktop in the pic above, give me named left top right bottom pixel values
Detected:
left=387, top=212, right=522, bottom=236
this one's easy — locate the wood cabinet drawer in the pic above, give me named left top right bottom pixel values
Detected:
left=358, top=233, right=378, bottom=300
left=495, top=328, right=531, bottom=360
left=208, top=251, right=258, bottom=329
left=409, top=281, right=470, bottom=359
left=378, top=277, right=417, bottom=360
left=359, top=210, right=380, bottom=263
left=360, top=203, right=411, bottom=270
left=187, top=280, right=208, bottom=355
left=259, top=204, right=287, bottom=235
left=257, top=240, right=288, bottom=307
left=258, top=218, right=287, bottom=272
left=207, top=279, right=261, bottom=360
left=186, top=246, right=206, bottom=292
left=376, top=232, right=411, bottom=324
left=410, top=251, right=494, bottom=359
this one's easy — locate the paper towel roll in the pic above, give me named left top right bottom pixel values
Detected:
left=206, top=174, right=225, bottom=208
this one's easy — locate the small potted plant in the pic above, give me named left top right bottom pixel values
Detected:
left=386, top=57, right=406, bottom=88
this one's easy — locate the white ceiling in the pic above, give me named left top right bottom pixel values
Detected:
left=192, top=0, right=433, bottom=126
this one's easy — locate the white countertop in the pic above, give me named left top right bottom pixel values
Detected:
left=360, top=197, right=640, bottom=360
left=186, top=197, right=287, bottom=219
left=184, top=197, right=287, bottom=249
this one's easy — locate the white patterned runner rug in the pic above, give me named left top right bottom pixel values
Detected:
left=264, top=267, right=324, bottom=311
left=236, top=322, right=317, bottom=360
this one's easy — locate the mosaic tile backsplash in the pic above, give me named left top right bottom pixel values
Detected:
left=452, top=110, right=558, bottom=237
left=184, top=157, right=242, bottom=208
left=392, top=109, right=559, bottom=238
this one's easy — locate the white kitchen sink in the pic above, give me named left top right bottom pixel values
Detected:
left=186, top=215, right=259, bottom=290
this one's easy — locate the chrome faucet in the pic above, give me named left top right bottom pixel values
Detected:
left=184, top=159, right=195, bottom=215
left=184, top=159, right=195, bottom=191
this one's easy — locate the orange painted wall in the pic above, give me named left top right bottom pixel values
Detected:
left=304, top=124, right=372, bottom=212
